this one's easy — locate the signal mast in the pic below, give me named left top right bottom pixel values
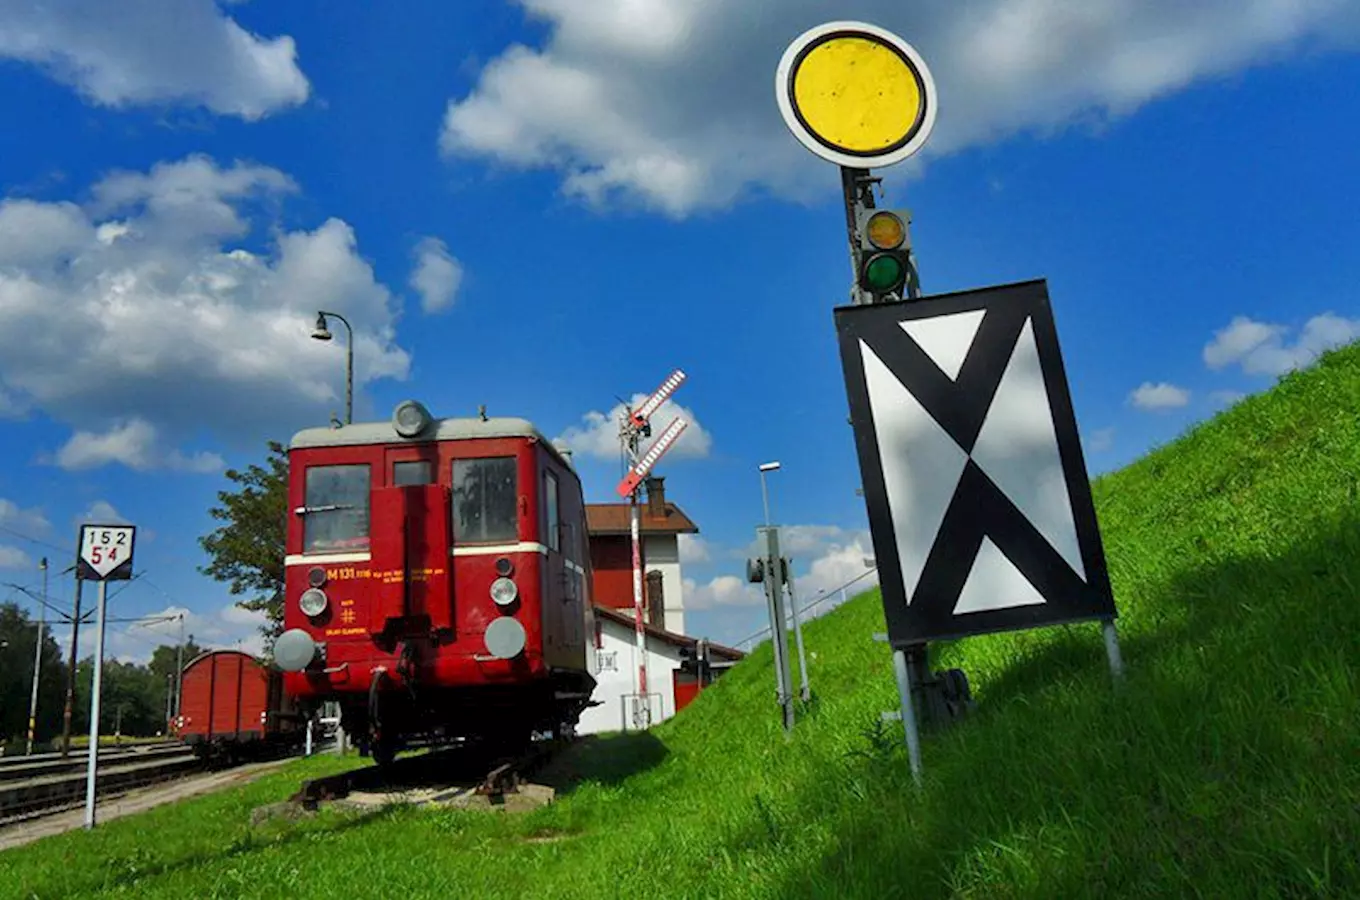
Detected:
left=615, top=369, right=688, bottom=729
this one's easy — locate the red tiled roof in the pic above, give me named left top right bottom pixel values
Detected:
left=593, top=606, right=744, bottom=660
left=585, top=502, right=698, bottom=535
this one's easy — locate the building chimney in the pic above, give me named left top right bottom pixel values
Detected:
left=645, top=476, right=666, bottom=517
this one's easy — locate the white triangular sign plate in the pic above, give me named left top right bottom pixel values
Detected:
left=900, top=310, right=985, bottom=381
left=954, top=536, right=1047, bottom=614
left=969, top=318, right=1087, bottom=581
left=860, top=340, right=968, bottom=604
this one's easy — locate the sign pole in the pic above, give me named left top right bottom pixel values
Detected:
left=83, top=578, right=108, bottom=829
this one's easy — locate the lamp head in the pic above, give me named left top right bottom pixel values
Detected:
left=310, top=312, right=332, bottom=342
left=758, top=461, right=781, bottom=472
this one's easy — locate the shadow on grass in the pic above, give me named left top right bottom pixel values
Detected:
left=780, top=509, right=1360, bottom=899
left=534, top=731, right=669, bottom=796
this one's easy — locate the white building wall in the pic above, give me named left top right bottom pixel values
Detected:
left=576, top=617, right=685, bottom=736
left=643, top=533, right=685, bottom=635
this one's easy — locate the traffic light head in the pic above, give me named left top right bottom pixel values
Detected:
left=855, top=209, right=913, bottom=301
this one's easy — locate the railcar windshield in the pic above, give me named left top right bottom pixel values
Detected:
left=303, top=464, right=371, bottom=553
left=452, top=457, right=517, bottom=543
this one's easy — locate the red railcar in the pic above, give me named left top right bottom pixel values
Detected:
left=273, top=401, right=598, bottom=764
left=174, top=649, right=303, bottom=763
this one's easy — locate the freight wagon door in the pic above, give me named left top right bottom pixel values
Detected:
left=208, top=652, right=246, bottom=740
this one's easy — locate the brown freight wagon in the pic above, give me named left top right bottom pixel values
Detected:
left=174, top=649, right=305, bottom=764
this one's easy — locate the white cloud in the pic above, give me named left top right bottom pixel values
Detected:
left=0, top=498, right=52, bottom=536
left=0, top=0, right=310, bottom=120
left=686, top=525, right=879, bottom=613
left=76, top=500, right=128, bottom=526
left=554, top=394, right=712, bottom=461
left=1203, top=313, right=1360, bottom=376
left=677, top=533, right=710, bottom=565
left=55, top=418, right=223, bottom=473
left=683, top=574, right=762, bottom=611
left=0, top=545, right=33, bottom=569
left=0, top=155, right=411, bottom=464
left=1086, top=427, right=1115, bottom=453
left=1129, top=382, right=1191, bottom=411
left=440, top=1, right=1360, bottom=216
left=409, top=237, right=464, bottom=314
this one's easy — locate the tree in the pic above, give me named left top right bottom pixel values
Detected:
left=0, top=601, right=66, bottom=748
left=199, top=440, right=288, bottom=643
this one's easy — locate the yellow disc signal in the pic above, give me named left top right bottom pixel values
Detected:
left=776, top=21, right=937, bottom=169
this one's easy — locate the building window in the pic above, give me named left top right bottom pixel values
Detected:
left=452, top=457, right=517, bottom=544
left=393, top=460, right=432, bottom=486
left=545, top=470, right=560, bottom=552
left=303, top=465, right=370, bottom=553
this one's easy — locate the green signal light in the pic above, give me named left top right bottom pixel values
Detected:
left=863, top=254, right=905, bottom=292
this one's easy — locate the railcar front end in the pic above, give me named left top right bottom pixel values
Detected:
left=273, top=401, right=597, bottom=764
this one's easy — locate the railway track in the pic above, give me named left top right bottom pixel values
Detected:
left=291, top=738, right=562, bottom=812
left=0, top=744, right=189, bottom=785
left=0, top=748, right=204, bottom=826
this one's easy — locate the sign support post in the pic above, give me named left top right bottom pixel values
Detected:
left=74, top=521, right=136, bottom=829
left=84, top=579, right=109, bottom=828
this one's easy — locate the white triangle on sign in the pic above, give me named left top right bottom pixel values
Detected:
left=899, top=309, right=986, bottom=381
left=954, top=536, right=1047, bottom=614
left=968, top=318, right=1087, bottom=581
left=860, top=340, right=969, bottom=605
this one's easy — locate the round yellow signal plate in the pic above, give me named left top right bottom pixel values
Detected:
left=776, top=21, right=937, bottom=169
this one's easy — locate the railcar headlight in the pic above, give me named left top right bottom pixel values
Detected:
left=490, top=577, right=518, bottom=607
left=392, top=399, right=433, bottom=438
left=307, top=567, right=327, bottom=588
left=299, top=588, right=329, bottom=617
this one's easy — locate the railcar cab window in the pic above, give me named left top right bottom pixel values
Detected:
left=393, top=460, right=433, bottom=486
left=303, top=465, right=370, bottom=553
left=545, top=470, right=560, bottom=552
left=452, top=457, right=517, bottom=543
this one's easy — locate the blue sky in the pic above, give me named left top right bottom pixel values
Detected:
left=1, top=1, right=1358, bottom=659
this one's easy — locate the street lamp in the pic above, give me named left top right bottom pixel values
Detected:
left=311, top=310, right=353, bottom=425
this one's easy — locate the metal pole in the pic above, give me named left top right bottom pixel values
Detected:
left=761, top=527, right=795, bottom=734
left=784, top=560, right=811, bottom=702
left=26, top=558, right=48, bottom=754
left=165, top=674, right=173, bottom=730
left=84, top=579, right=109, bottom=829
left=892, top=648, right=923, bottom=786
left=760, top=471, right=772, bottom=527
left=174, top=613, right=185, bottom=716
left=344, top=322, right=353, bottom=426
left=1102, top=619, right=1124, bottom=684
left=60, top=578, right=83, bottom=757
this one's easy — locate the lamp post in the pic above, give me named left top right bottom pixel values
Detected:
left=757, top=461, right=811, bottom=702
left=311, top=311, right=353, bottom=425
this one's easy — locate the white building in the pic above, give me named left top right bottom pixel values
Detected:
left=576, top=606, right=743, bottom=735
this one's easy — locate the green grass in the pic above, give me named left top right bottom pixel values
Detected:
left=5, top=344, right=1360, bottom=898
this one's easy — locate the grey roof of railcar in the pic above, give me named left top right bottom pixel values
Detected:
left=289, top=414, right=577, bottom=470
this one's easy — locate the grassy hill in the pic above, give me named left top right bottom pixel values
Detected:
left=4, top=344, right=1360, bottom=899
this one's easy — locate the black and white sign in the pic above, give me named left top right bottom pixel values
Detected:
left=77, top=524, right=136, bottom=581
left=835, top=279, right=1116, bottom=646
